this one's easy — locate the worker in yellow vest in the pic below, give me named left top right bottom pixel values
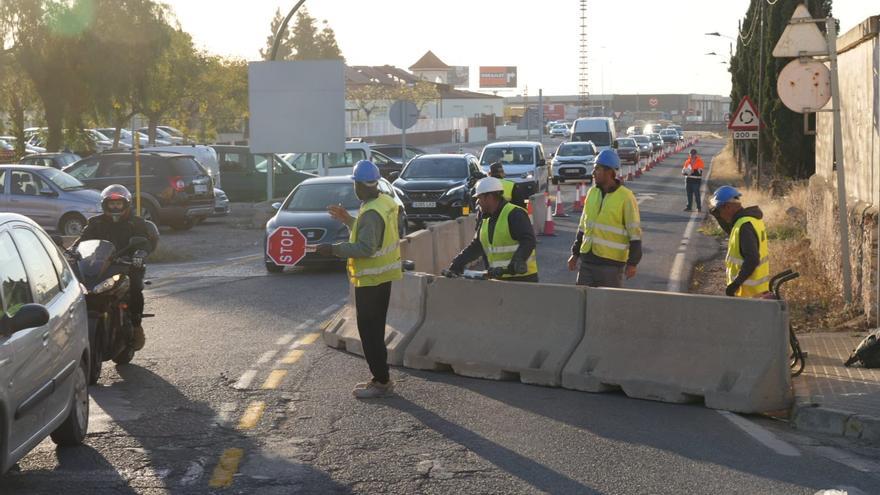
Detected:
left=316, top=160, right=401, bottom=398
left=489, top=161, right=516, bottom=203
left=709, top=186, right=770, bottom=297
left=568, top=149, right=642, bottom=287
left=446, top=177, right=538, bottom=282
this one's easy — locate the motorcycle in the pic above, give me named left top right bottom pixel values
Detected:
left=67, top=236, right=151, bottom=384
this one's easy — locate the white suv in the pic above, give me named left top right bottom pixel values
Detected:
left=283, top=139, right=372, bottom=177
left=478, top=141, right=549, bottom=197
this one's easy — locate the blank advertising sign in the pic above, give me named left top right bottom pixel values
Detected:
left=248, top=60, right=345, bottom=154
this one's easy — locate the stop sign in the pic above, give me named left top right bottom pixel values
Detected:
left=266, top=227, right=308, bottom=266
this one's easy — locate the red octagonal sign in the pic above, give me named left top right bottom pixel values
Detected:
left=267, top=227, right=308, bottom=266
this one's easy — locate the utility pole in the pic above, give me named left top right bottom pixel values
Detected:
left=578, top=0, right=589, bottom=117
left=756, top=1, right=764, bottom=188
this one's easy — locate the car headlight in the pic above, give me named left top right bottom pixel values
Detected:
left=524, top=172, right=534, bottom=180
left=92, top=274, right=121, bottom=295
left=445, top=185, right=466, bottom=197
left=393, top=187, right=408, bottom=199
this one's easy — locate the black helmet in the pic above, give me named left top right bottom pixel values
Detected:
left=100, top=184, right=132, bottom=222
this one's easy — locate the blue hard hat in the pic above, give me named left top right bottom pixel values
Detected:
left=711, top=185, right=742, bottom=208
left=351, top=160, right=381, bottom=182
left=594, top=149, right=621, bottom=170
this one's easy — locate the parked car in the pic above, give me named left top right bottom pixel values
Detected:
left=137, top=126, right=185, bottom=145
left=359, top=149, right=401, bottom=181
left=264, top=176, right=406, bottom=272
left=1, top=136, right=43, bottom=155
left=478, top=141, right=549, bottom=197
left=0, top=139, right=15, bottom=163
left=213, top=188, right=230, bottom=217
left=660, top=128, right=680, bottom=144
left=551, top=141, right=597, bottom=184
left=157, top=125, right=187, bottom=142
left=0, top=165, right=102, bottom=235
left=368, top=144, right=426, bottom=165
left=392, top=154, right=483, bottom=224
left=282, top=139, right=379, bottom=177
left=64, top=151, right=214, bottom=229
left=212, top=145, right=314, bottom=202
left=614, top=138, right=640, bottom=164
left=24, top=129, right=116, bottom=155
left=19, top=152, right=82, bottom=170
left=95, top=128, right=168, bottom=148
left=631, top=135, right=654, bottom=159
left=0, top=212, right=91, bottom=474
left=142, top=145, right=220, bottom=188
left=549, top=123, right=571, bottom=138
left=648, top=133, right=664, bottom=152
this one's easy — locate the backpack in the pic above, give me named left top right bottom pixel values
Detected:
left=844, top=329, right=880, bottom=368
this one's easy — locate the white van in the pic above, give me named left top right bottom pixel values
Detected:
left=571, top=118, right=617, bottom=153
left=142, top=145, right=221, bottom=187
left=282, top=139, right=372, bottom=177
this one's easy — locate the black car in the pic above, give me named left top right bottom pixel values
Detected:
left=19, top=152, right=82, bottom=170
left=631, top=135, right=653, bottom=159
left=614, top=138, right=640, bottom=164
left=64, top=151, right=214, bottom=230
left=391, top=154, right=483, bottom=224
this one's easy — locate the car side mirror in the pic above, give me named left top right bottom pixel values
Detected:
left=538, top=159, right=546, bottom=167
left=612, top=141, right=619, bottom=149
left=388, top=171, right=400, bottom=181
left=271, top=202, right=282, bottom=210
left=1, top=304, right=50, bottom=336
left=41, top=190, right=59, bottom=198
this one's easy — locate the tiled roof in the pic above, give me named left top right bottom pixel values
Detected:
left=408, top=50, right=449, bottom=70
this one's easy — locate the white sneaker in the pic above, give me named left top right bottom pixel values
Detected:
left=352, top=379, right=394, bottom=399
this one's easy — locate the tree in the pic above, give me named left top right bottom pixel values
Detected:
left=347, top=84, right=389, bottom=121
left=290, top=8, right=320, bottom=60
left=316, top=20, right=343, bottom=60
left=259, top=7, right=293, bottom=61
left=391, top=81, right=440, bottom=113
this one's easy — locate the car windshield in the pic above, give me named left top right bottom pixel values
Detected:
left=402, top=158, right=469, bottom=179
left=42, top=167, right=85, bottom=191
left=557, top=143, right=595, bottom=156
left=285, top=182, right=359, bottom=211
left=572, top=132, right=611, bottom=146
left=170, top=157, right=205, bottom=175
left=616, top=139, right=637, bottom=148
left=662, top=130, right=675, bottom=135
left=480, top=147, right=535, bottom=166
left=633, top=135, right=650, bottom=143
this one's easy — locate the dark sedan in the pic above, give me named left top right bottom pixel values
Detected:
left=19, top=152, right=82, bottom=170
left=614, top=138, right=640, bottom=164
left=391, top=154, right=483, bottom=225
left=648, top=133, right=664, bottom=152
left=263, top=176, right=406, bottom=273
left=631, top=135, right=653, bottom=159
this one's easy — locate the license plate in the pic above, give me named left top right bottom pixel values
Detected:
left=194, top=184, right=208, bottom=193
left=412, top=201, right=436, bottom=208
left=564, top=169, right=580, bottom=175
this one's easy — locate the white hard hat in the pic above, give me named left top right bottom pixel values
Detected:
left=474, top=177, right=505, bottom=196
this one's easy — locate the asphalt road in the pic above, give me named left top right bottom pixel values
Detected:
left=4, top=136, right=879, bottom=494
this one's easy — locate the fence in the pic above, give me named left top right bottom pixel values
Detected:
left=346, top=117, right=467, bottom=139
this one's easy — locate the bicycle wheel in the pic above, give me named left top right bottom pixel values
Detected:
left=789, top=326, right=806, bottom=377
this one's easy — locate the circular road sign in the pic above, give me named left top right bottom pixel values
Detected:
left=389, top=100, right=419, bottom=130
left=648, top=97, right=659, bottom=107
left=266, top=226, right=308, bottom=266
left=777, top=59, right=831, bottom=113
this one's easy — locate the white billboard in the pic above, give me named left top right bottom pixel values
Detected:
left=248, top=60, right=345, bottom=154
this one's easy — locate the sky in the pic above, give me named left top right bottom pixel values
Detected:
left=164, top=0, right=877, bottom=97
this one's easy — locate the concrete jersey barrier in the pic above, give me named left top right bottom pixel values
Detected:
left=429, top=220, right=462, bottom=274
left=404, top=276, right=585, bottom=386
left=561, top=288, right=793, bottom=413
left=322, top=272, right=431, bottom=366
left=456, top=215, right=477, bottom=251
left=400, top=229, right=434, bottom=274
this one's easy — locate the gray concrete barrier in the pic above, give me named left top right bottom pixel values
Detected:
left=561, top=288, right=793, bottom=413
left=400, top=229, right=434, bottom=274
left=456, top=215, right=477, bottom=251
left=322, top=272, right=431, bottom=366
left=429, top=220, right=462, bottom=274
left=529, top=193, right=547, bottom=235
left=404, top=277, right=585, bottom=386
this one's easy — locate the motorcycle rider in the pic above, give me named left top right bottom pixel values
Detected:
left=75, top=184, right=158, bottom=350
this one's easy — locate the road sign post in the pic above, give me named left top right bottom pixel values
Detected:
left=266, top=226, right=308, bottom=267
left=390, top=99, right=418, bottom=161
left=728, top=96, right=763, bottom=141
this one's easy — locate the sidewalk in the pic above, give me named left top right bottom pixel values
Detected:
left=791, top=331, right=880, bottom=443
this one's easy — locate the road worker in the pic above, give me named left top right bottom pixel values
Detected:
left=709, top=185, right=770, bottom=297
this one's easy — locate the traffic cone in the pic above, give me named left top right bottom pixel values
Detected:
left=573, top=182, right=584, bottom=212
left=626, top=163, right=633, bottom=181
left=635, top=160, right=643, bottom=177
left=553, top=185, right=568, bottom=217
left=539, top=196, right=556, bottom=236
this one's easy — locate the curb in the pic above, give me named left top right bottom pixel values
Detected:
left=791, top=399, right=880, bottom=443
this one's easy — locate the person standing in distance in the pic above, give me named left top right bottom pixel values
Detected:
left=567, top=149, right=642, bottom=287
left=682, top=148, right=705, bottom=212
left=316, top=160, right=401, bottom=398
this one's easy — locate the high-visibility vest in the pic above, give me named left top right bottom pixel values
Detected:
left=348, top=193, right=402, bottom=287
left=578, top=185, right=641, bottom=263
left=500, top=179, right=515, bottom=202
left=480, top=202, right=538, bottom=278
left=726, top=216, right=770, bottom=297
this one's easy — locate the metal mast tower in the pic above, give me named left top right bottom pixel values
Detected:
left=578, top=0, right=589, bottom=117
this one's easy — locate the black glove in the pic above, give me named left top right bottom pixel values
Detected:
left=487, top=267, right=507, bottom=279
left=132, top=250, right=147, bottom=269
left=509, top=259, right=528, bottom=275
left=442, top=265, right=462, bottom=278
left=315, top=244, right=334, bottom=256
left=725, top=283, right=739, bottom=297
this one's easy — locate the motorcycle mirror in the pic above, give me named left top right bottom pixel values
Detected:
left=128, top=236, right=151, bottom=252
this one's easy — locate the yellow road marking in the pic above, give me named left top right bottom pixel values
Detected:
left=281, top=349, right=304, bottom=364
left=237, top=401, right=265, bottom=430
left=208, top=448, right=244, bottom=488
left=297, top=333, right=320, bottom=345
left=261, top=369, right=287, bottom=389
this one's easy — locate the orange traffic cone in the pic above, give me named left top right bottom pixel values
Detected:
left=539, top=195, right=556, bottom=236
left=573, top=182, right=584, bottom=212
left=553, top=185, right=568, bottom=217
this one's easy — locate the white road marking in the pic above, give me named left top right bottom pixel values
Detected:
left=319, top=304, right=341, bottom=316
left=635, top=193, right=657, bottom=205
left=718, top=411, right=800, bottom=457
left=275, top=334, right=295, bottom=346
left=295, top=319, right=316, bottom=331
left=215, top=402, right=238, bottom=426
left=666, top=155, right=713, bottom=293
left=813, top=446, right=880, bottom=473
left=256, top=349, right=278, bottom=365
left=233, top=369, right=258, bottom=390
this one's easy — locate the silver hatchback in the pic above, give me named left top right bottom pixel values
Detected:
left=0, top=213, right=90, bottom=473
left=0, top=165, right=103, bottom=236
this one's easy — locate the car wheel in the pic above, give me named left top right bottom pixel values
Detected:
left=50, top=360, right=89, bottom=446
left=113, top=346, right=135, bottom=365
left=59, top=213, right=87, bottom=236
left=551, top=177, right=559, bottom=185
left=140, top=202, right=160, bottom=225
left=88, top=328, right=102, bottom=385
left=265, top=261, right=284, bottom=273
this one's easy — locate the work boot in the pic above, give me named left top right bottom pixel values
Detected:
left=353, top=379, right=372, bottom=390
left=132, top=324, right=146, bottom=351
left=352, top=379, right=394, bottom=399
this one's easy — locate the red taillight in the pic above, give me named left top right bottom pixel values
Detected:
left=169, top=176, right=186, bottom=192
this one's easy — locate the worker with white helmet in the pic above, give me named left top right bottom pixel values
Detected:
left=445, top=177, right=538, bottom=282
